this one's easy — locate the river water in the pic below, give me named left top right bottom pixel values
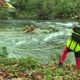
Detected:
left=0, top=20, right=78, bottom=64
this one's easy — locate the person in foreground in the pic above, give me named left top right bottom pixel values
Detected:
left=59, top=24, right=80, bottom=69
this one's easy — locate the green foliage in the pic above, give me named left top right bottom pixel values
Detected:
left=18, top=56, right=40, bottom=71
left=0, top=56, right=80, bottom=79
left=43, top=67, right=53, bottom=80
left=0, top=46, right=8, bottom=58
left=55, top=0, right=76, bottom=18
left=0, top=0, right=80, bottom=19
left=0, top=8, right=10, bottom=19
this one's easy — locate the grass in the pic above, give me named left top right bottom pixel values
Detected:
left=0, top=46, right=80, bottom=80
left=0, top=56, right=80, bottom=80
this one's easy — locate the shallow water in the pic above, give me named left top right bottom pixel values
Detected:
left=0, top=20, right=78, bottom=63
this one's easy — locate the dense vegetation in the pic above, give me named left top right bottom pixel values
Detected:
left=0, top=0, right=80, bottom=20
left=1, top=57, right=80, bottom=80
left=0, top=46, right=80, bottom=80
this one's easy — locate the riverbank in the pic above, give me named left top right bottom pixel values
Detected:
left=0, top=56, right=79, bottom=80
left=0, top=0, right=80, bottom=20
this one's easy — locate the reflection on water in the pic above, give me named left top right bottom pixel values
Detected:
left=0, top=20, right=78, bottom=63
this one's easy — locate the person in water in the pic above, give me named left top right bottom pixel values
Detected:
left=59, top=24, right=80, bottom=69
left=25, top=25, right=35, bottom=32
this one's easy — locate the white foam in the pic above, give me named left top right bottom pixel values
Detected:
left=16, top=41, right=26, bottom=45
left=32, top=38, right=38, bottom=42
left=44, top=32, right=64, bottom=42
left=56, top=23, right=73, bottom=26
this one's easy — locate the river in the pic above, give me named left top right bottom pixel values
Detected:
left=0, top=20, right=78, bottom=64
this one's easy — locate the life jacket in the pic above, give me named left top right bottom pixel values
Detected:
left=66, top=26, right=80, bottom=52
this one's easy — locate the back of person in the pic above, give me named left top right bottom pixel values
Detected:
left=66, top=25, right=80, bottom=52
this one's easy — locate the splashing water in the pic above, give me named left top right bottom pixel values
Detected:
left=0, top=20, right=78, bottom=63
